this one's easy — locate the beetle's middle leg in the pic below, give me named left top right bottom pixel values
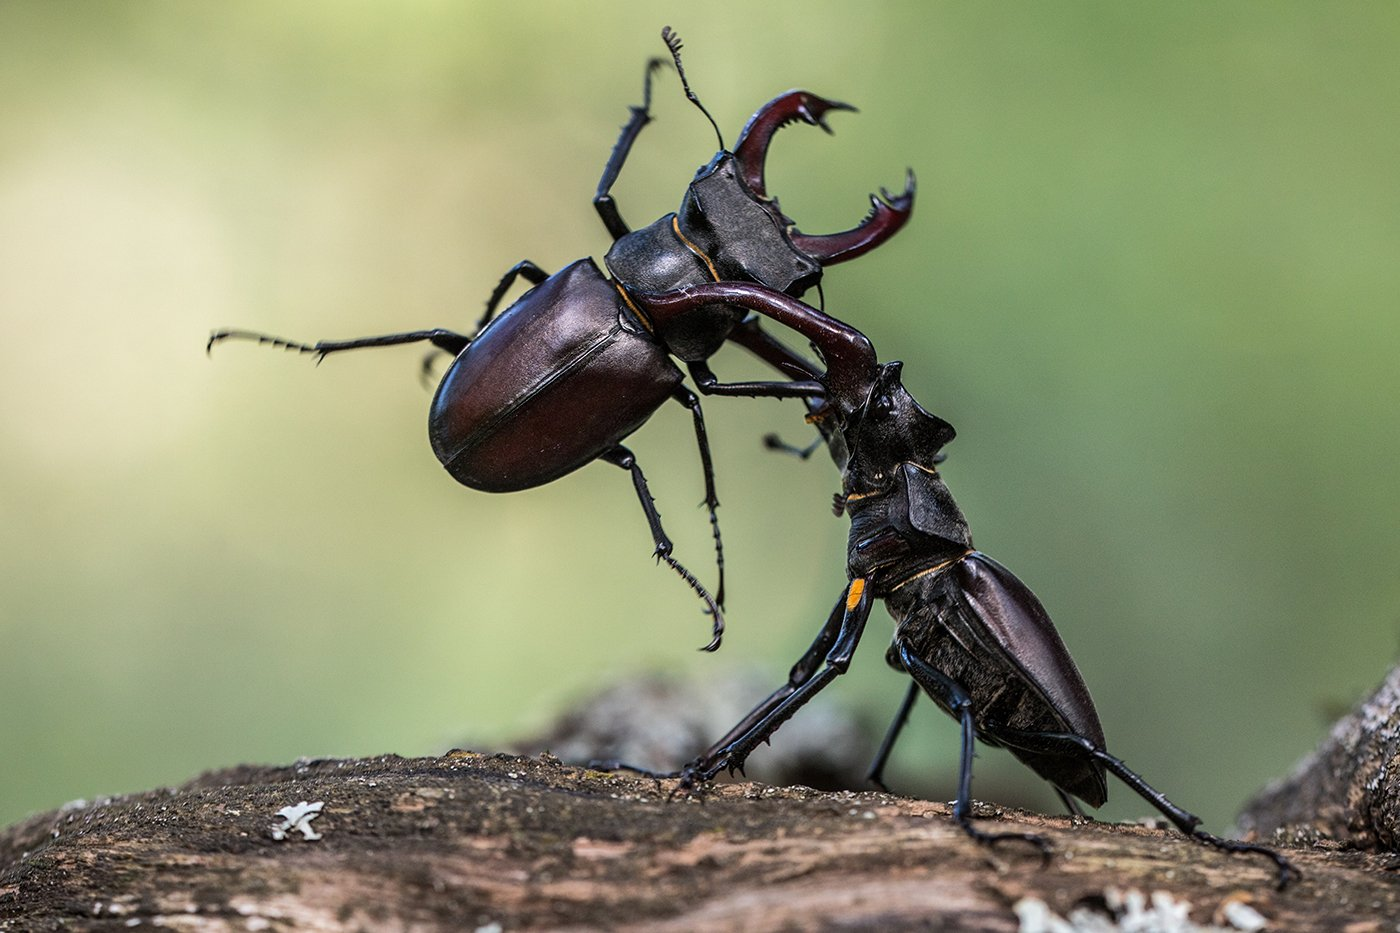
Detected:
left=478, top=260, right=550, bottom=332
left=866, top=682, right=921, bottom=791
left=896, top=640, right=1053, bottom=857
left=600, top=444, right=723, bottom=652
left=669, top=387, right=724, bottom=609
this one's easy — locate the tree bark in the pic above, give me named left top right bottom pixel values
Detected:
left=1, top=751, right=1394, bottom=931
left=1239, top=664, right=1400, bottom=854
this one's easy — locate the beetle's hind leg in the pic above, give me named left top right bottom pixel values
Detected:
left=419, top=260, right=552, bottom=383
left=895, top=641, right=1053, bottom=859
left=601, top=444, right=724, bottom=652
left=208, top=328, right=471, bottom=361
left=997, top=728, right=1297, bottom=889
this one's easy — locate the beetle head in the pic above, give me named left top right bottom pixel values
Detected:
left=843, top=362, right=955, bottom=479
left=675, top=91, right=915, bottom=299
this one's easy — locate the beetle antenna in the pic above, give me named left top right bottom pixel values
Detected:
left=661, top=26, right=725, bottom=151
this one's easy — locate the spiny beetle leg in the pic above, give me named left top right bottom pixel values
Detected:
left=998, top=727, right=1298, bottom=889
left=677, top=581, right=873, bottom=790
left=479, top=260, right=549, bottom=332
left=600, top=445, right=724, bottom=651
left=415, top=260, right=550, bottom=381
left=867, top=681, right=920, bottom=792
left=594, top=57, right=666, bottom=240
left=207, top=328, right=471, bottom=362
left=669, top=387, right=724, bottom=610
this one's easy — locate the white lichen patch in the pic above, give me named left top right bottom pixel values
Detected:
left=269, top=800, right=324, bottom=841
left=1014, top=888, right=1270, bottom=932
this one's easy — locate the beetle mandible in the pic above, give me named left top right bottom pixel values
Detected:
left=615, top=282, right=1299, bottom=889
left=208, top=28, right=915, bottom=650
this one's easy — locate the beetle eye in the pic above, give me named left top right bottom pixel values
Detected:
left=873, top=393, right=894, bottom=417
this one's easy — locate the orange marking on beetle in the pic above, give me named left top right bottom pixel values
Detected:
left=613, top=282, right=654, bottom=334
left=671, top=215, right=721, bottom=282
left=846, top=578, right=866, bottom=611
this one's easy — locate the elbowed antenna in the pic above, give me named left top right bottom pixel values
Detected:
left=661, top=26, right=724, bottom=152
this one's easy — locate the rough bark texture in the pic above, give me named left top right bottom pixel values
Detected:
left=1240, top=665, right=1400, bottom=853
left=2, top=751, right=1396, bottom=931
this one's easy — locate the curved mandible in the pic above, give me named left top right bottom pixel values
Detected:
left=789, top=170, right=916, bottom=265
left=733, top=90, right=856, bottom=199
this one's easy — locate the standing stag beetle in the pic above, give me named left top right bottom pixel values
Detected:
left=208, top=28, right=914, bottom=649
left=613, top=282, right=1298, bottom=889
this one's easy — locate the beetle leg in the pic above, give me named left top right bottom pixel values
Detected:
left=680, top=579, right=873, bottom=788
left=895, top=641, right=1053, bottom=858
left=600, top=589, right=846, bottom=782
left=478, top=260, right=550, bottom=332
left=416, top=260, right=551, bottom=384
left=1054, top=787, right=1088, bottom=820
left=600, top=444, right=724, bottom=652
left=687, top=590, right=850, bottom=773
left=866, top=681, right=920, bottom=792
left=997, top=728, right=1298, bottom=889
left=727, top=314, right=824, bottom=382
left=670, top=387, right=724, bottom=610
left=594, top=57, right=667, bottom=241
left=207, top=328, right=471, bottom=362
left=728, top=313, right=834, bottom=459
left=686, top=360, right=825, bottom=401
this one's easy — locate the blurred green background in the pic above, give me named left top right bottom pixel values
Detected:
left=3, top=1, right=1398, bottom=833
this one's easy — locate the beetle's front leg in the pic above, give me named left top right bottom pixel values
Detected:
left=594, top=57, right=666, bottom=240
left=680, top=578, right=874, bottom=788
left=686, top=360, right=825, bottom=400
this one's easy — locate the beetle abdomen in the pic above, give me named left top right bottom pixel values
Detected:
left=888, top=552, right=1108, bottom=806
left=429, top=258, right=683, bottom=492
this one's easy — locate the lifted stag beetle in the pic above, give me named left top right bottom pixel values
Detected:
left=616, top=282, right=1299, bottom=889
left=208, top=28, right=914, bottom=650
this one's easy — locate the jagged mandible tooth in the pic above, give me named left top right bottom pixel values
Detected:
left=733, top=90, right=856, bottom=198
left=789, top=169, right=917, bottom=265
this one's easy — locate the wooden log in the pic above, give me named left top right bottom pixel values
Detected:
left=1, top=751, right=1392, bottom=931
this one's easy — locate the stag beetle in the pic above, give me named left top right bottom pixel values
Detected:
left=615, top=281, right=1298, bottom=888
left=208, top=28, right=914, bottom=650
